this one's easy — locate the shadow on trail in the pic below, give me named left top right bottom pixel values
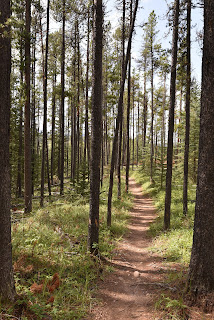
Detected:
left=90, top=178, right=172, bottom=320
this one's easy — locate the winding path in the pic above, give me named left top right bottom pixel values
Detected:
left=89, top=178, right=167, bottom=320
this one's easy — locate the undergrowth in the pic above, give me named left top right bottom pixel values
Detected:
left=132, top=167, right=196, bottom=320
left=5, top=176, right=132, bottom=320
left=132, top=168, right=195, bottom=264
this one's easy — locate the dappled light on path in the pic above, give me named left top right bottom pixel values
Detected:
left=89, top=178, right=167, bottom=320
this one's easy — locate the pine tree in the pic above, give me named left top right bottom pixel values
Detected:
left=24, top=0, right=32, bottom=213
left=0, top=0, right=16, bottom=301
left=88, top=0, right=103, bottom=254
left=164, top=0, right=180, bottom=230
left=188, top=0, right=214, bottom=296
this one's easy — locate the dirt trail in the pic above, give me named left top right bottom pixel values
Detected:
left=89, top=178, right=167, bottom=320
left=87, top=178, right=214, bottom=320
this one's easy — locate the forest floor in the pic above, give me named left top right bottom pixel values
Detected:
left=88, top=178, right=213, bottom=320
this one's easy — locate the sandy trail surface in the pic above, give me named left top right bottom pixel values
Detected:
left=88, top=178, right=214, bottom=320
left=88, top=178, right=167, bottom=320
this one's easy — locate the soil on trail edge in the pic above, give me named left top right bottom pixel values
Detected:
left=88, top=178, right=166, bottom=320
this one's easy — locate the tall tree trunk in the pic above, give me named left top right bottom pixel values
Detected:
left=24, top=0, right=32, bottom=213
left=60, top=0, right=65, bottom=195
left=188, top=0, right=214, bottom=295
left=77, top=19, right=80, bottom=182
left=150, top=52, right=154, bottom=181
left=126, top=59, right=131, bottom=193
left=71, top=27, right=77, bottom=183
left=31, top=29, right=36, bottom=196
left=142, top=54, right=147, bottom=166
left=41, top=0, right=50, bottom=206
left=51, top=66, right=56, bottom=184
left=84, top=8, right=90, bottom=167
left=161, top=72, right=166, bottom=189
left=164, top=0, right=179, bottom=230
left=132, top=82, right=135, bottom=169
left=183, top=0, right=191, bottom=216
left=88, top=0, right=103, bottom=254
left=137, top=93, right=139, bottom=166
left=17, top=41, right=24, bottom=198
left=0, top=0, right=16, bottom=301
left=117, top=0, right=127, bottom=199
left=107, top=0, right=139, bottom=227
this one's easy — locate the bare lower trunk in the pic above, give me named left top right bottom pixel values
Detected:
left=164, top=0, right=179, bottom=230
left=188, top=0, right=214, bottom=295
left=107, top=0, right=139, bottom=226
left=183, top=0, right=191, bottom=216
left=0, top=0, right=16, bottom=301
left=24, top=0, right=32, bottom=213
left=88, top=0, right=103, bottom=254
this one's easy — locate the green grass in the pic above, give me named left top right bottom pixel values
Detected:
left=132, top=168, right=195, bottom=265
left=155, top=294, right=189, bottom=320
left=132, top=167, right=196, bottom=319
left=7, top=176, right=132, bottom=320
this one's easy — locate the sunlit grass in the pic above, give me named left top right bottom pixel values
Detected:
left=132, top=168, right=195, bottom=264
left=9, top=175, right=132, bottom=319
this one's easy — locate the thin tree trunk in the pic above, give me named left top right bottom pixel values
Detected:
left=51, top=67, right=56, bottom=184
left=142, top=54, right=147, bottom=166
left=17, top=40, right=24, bottom=198
left=164, top=0, right=180, bottom=230
left=161, top=72, right=166, bottom=189
left=31, top=30, right=36, bottom=196
left=84, top=8, right=90, bottom=166
left=137, top=93, right=139, bottom=166
left=41, top=0, right=50, bottom=206
left=71, top=26, right=77, bottom=183
left=88, top=0, right=103, bottom=254
left=24, top=0, right=32, bottom=213
left=126, top=59, right=131, bottom=193
left=60, top=0, right=65, bottom=195
left=183, top=0, right=191, bottom=216
left=132, top=83, right=135, bottom=169
left=77, top=20, right=80, bottom=182
left=117, top=0, right=127, bottom=199
left=107, top=0, right=139, bottom=226
left=150, top=54, right=154, bottom=181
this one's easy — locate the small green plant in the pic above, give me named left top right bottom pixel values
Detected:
left=75, top=161, right=90, bottom=197
left=155, top=294, right=189, bottom=320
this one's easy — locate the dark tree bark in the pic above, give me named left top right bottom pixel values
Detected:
left=0, top=0, right=16, bottom=301
left=71, top=25, right=77, bottom=183
left=183, top=0, right=191, bottom=216
left=188, top=0, right=214, bottom=295
left=84, top=8, right=90, bottom=166
left=107, top=0, right=139, bottom=227
left=142, top=52, right=148, bottom=166
left=17, top=40, right=24, bottom=198
left=150, top=51, right=154, bottom=181
left=161, top=72, right=166, bottom=189
left=117, top=0, right=127, bottom=199
left=60, top=0, right=65, bottom=195
left=41, top=0, right=50, bottom=207
left=125, top=59, right=131, bottom=193
left=24, top=0, right=32, bottom=213
left=88, top=0, right=103, bottom=254
left=137, top=93, right=140, bottom=166
left=164, top=0, right=179, bottom=230
left=132, top=82, right=135, bottom=169
left=76, top=19, right=80, bottom=182
left=31, top=29, right=36, bottom=196
left=51, top=66, right=57, bottom=184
